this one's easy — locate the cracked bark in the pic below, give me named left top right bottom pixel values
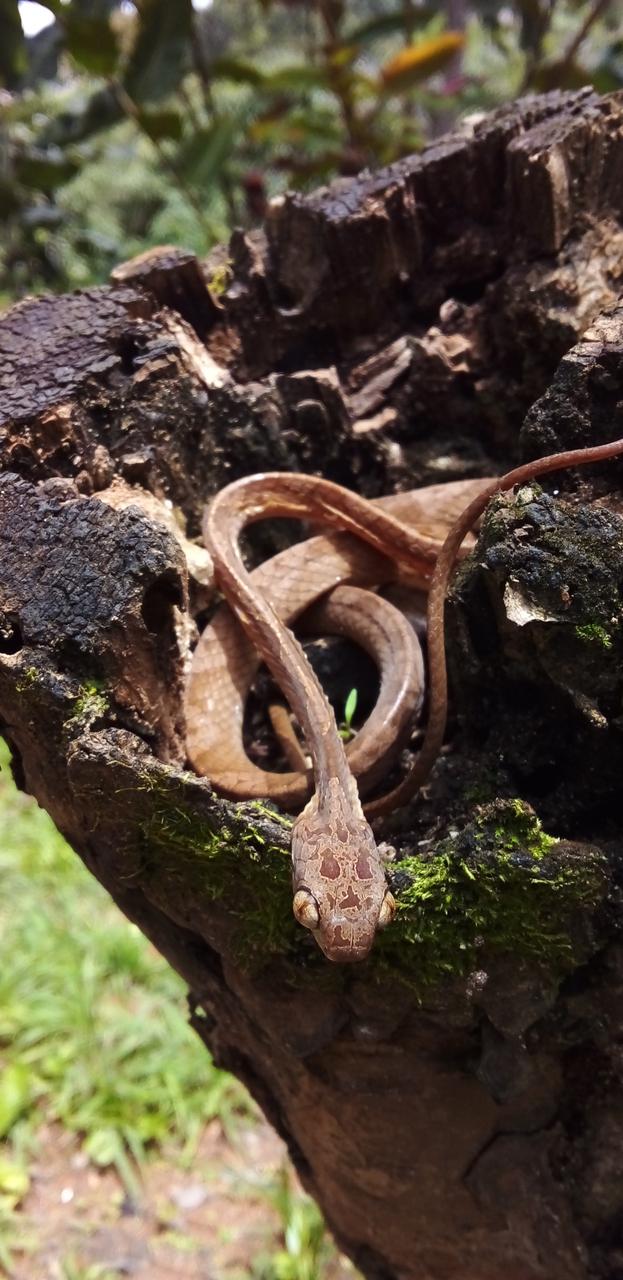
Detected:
left=2, top=89, right=623, bottom=1280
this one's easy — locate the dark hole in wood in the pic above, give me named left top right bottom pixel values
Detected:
left=141, top=572, right=183, bottom=636
left=244, top=636, right=380, bottom=773
left=0, top=613, right=23, bottom=655
left=116, top=331, right=140, bottom=377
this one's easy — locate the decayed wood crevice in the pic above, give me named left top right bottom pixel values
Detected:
left=2, top=89, right=623, bottom=1280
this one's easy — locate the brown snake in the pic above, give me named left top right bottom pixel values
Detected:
left=186, top=479, right=489, bottom=807
left=186, top=438, right=623, bottom=963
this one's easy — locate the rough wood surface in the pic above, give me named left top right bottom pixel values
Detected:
left=2, top=89, right=623, bottom=1280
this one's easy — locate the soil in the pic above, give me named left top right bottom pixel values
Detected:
left=12, top=1119, right=354, bottom=1279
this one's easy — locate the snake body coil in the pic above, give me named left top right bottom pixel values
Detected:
left=187, top=441, right=623, bottom=962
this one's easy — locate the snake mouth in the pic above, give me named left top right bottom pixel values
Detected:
left=317, top=937, right=375, bottom=963
left=315, top=914, right=376, bottom=963
left=293, top=893, right=375, bottom=959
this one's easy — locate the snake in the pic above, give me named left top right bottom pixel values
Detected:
left=186, top=438, right=623, bottom=963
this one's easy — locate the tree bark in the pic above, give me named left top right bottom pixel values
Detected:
left=2, top=88, right=623, bottom=1280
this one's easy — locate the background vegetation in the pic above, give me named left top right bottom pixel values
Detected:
left=0, top=739, right=345, bottom=1277
left=1, top=0, right=622, bottom=304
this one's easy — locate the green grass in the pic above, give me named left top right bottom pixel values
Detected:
left=244, top=1166, right=342, bottom=1280
left=53, top=1263, right=119, bottom=1280
left=0, top=739, right=350, bottom=1278
left=0, top=738, right=253, bottom=1260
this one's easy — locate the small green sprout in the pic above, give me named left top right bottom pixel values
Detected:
left=339, top=688, right=358, bottom=742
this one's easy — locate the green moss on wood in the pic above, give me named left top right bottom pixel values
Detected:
left=376, top=799, right=604, bottom=989
left=141, top=801, right=299, bottom=961
left=15, top=667, right=40, bottom=694
left=138, top=784, right=604, bottom=989
left=68, top=682, right=109, bottom=724
left=207, top=258, right=233, bottom=297
left=574, top=622, right=614, bottom=648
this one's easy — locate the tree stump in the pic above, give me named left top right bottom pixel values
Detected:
left=2, top=88, right=623, bottom=1280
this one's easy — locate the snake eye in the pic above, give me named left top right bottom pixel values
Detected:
left=293, top=889, right=320, bottom=931
left=378, top=891, right=396, bottom=930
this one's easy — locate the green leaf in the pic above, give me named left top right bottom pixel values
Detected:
left=0, top=1157, right=29, bottom=1209
left=0, top=0, right=26, bottom=89
left=177, top=118, right=238, bottom=186
left=591, top=61, right=623, bottom=95
left=344, top=688, right=358, bottom=728
left=347, top=8, right=435, bottom=45
left=63, top=12, right=120, bottom=77
left=250, top=106, right=341, bottom=147
left=124, top=0, right=193, bottom=104
left=31, top=0, right=63, bottom=14
left=216, top=60, right=333, bottom=96
left=379, top=32, right=465, bottom=94
left=21, top=204, right=65, bottom=233
left=530, top=58, right=602, bottom=92
left=83, top=1128, right=142, bottom=1199
left=83, top=1126, right=122, bottom=1167
left=41, top=86, right=121, bottom=148
left=262, top=64, right=332, bottom=93
left=0, top=176, right=23, bottom=217
left=212, top=56, right=265, bottom=87
left=14, top=146, right=79, bottom=192
left=0, top=1063, right=32, bottom=1137
left=136, top=107, right=184, bottom=141
left=339, top=688, right=359, bottom=741
left=515, top=0, right=547, bottom=56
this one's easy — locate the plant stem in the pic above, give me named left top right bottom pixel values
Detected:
left=188, top=31, right=238, bottom=228
left=520, top=0, right=559, bottom=90
left=558, top=0, right=612, bottom=72
left=109, top=78, right=214, bottom=245
left=317, top=0, right=361, bottom=152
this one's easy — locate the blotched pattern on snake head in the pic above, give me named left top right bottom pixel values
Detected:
left=291, top=777, right=395, bottom=962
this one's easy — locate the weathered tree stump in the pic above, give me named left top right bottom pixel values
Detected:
left=2, top=88, right=623, bottom=1280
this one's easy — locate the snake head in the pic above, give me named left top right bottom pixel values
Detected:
left=291, top=784, right=395, bottom=963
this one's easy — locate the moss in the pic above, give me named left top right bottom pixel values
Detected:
left=574, top=622, right=614, bottom=648
left=141, top=803, right=300, bottom=962
left=15, top=667, right=39, bottom=694
left=486, top=796, right=559, bottom=856
left=139, top=787, right=604, bottom=989
left=245, top=800, right=293, bottom=831
left=68, top=681, right=109, bottom=723
left=373, top=799, right=604, bottom=990
left=207, top=259, right=233, bottom=297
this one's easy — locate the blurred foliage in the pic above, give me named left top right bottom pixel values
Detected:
left=0, top=0, right=621, bottom=301
left=0, top=735, right=351, bottom=1279
left=0, top=739, right=253, bottom=1191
